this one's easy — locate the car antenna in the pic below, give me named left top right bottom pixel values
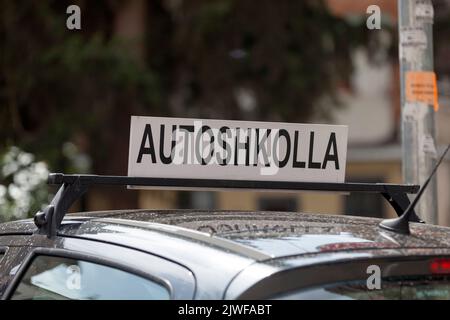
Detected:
left=379, top=143, right=450, bottom=235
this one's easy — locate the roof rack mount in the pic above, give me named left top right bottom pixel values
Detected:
left=34, top=173, right=421, bottom=238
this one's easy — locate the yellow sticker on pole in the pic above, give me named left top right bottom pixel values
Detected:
left=405, top=71, right=439, bottom=111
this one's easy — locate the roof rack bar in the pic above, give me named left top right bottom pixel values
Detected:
left=35, top=173, right=421, bottom=238
left=48, top=173, right=419, bottom=194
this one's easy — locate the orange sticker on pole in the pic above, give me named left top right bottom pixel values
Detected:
left=405, top=71, right=439, bottom=111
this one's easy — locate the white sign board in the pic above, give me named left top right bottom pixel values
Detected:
left=128, top=116, right=348, bottom=186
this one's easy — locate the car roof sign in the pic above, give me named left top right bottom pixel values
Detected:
left=128, top=116, right=348, bottom=187
left=33, top=116, right=423, bottom=238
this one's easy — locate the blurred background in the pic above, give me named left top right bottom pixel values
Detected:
left=1, top=0, right=450, bottom=225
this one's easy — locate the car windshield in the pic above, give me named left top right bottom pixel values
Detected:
left=275, top=276, right=450, bottom=300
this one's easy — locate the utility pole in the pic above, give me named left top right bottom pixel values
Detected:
left=399, top=0, right=438, bottom=224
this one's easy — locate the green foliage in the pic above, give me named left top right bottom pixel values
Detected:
left=146, top=0, right=392, bottom=121
left=0, top=0, right=394, bottom=175
left=0, top=0, right=161, bottom=172
left=0, top=147, right=49, bottom=222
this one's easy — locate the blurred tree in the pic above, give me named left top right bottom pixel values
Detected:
left=146, top=0, right=386, bottom=121
left=0, top=0, right=387, bottom=175
left=0, top=0, right=161, bottom=174
left=0, top=147, right=49, bottom=222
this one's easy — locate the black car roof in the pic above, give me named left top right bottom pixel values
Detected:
left=2, top=210, right=450, bottom=260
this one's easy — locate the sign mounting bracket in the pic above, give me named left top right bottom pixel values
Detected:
left=34, top=173, right=421, bottom=238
